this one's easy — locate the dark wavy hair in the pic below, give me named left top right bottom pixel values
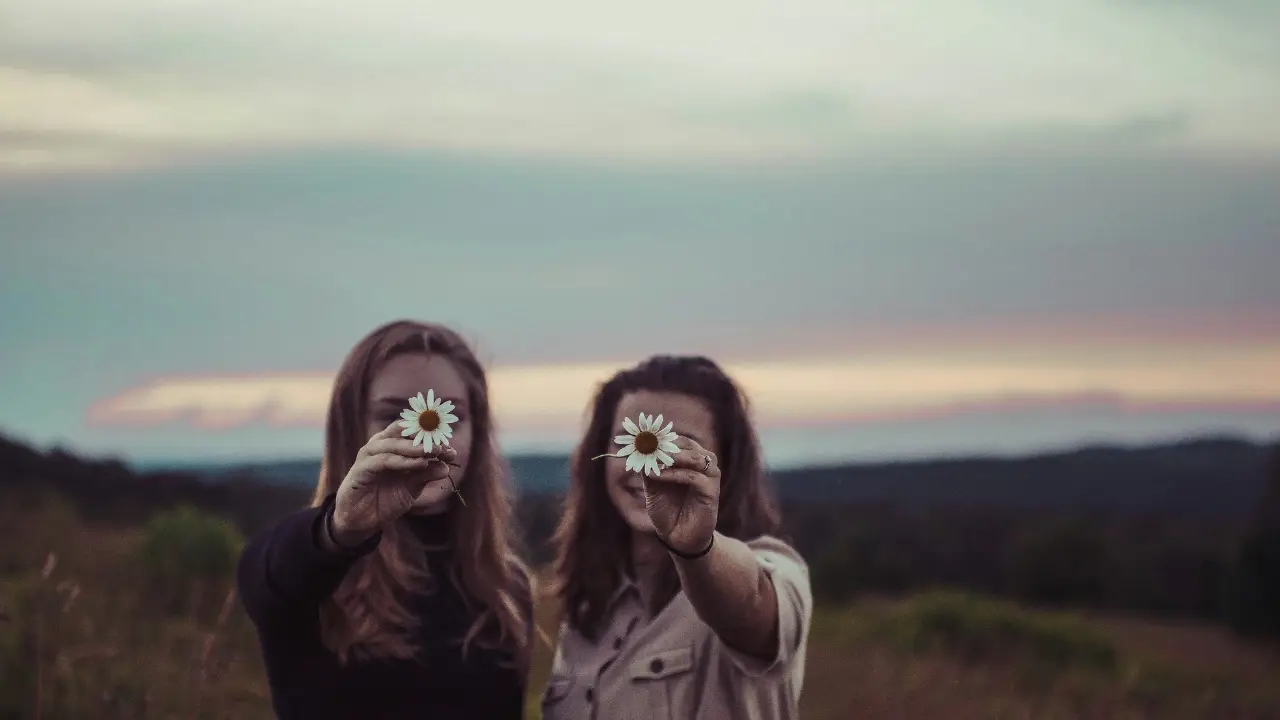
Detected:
left=550, top=355, right=782, bottom=641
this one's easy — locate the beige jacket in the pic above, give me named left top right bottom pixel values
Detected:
left=541, top=536, right=812, bottom=720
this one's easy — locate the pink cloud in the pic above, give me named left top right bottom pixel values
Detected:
left=87, top=354, right=1280, bottom=435
left=86, top=372, right=334, bottom=430
left=772, top=391, right=1280, bottom=429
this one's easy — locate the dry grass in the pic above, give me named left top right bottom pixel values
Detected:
left=808, top=595, right=1280, bottom=720
left=0, top=502, right=273, bottom=720
left=4, top=507, right=1279, bottom=719
left=525, top=580, right=1280, bottom=720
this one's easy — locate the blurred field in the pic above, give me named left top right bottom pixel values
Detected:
left=4, top=499, right=1279, bottom=720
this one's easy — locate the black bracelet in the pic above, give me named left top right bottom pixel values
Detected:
left=657, top=531, right=715, bottom=560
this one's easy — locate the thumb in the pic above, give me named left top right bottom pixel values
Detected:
left=434, top=445, right=459, bottom=466
left=402, top=455, right=453, bottom=491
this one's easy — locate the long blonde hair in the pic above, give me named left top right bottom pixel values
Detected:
left=310, top=321, right=531, bottom=669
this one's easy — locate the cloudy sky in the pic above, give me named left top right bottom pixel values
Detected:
left=2, top=0, right=1278, bottom=467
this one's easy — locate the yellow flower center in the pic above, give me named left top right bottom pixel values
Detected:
left=419, top=410, right=441, bottom=431
left=634, top=431, right=658, bottom=455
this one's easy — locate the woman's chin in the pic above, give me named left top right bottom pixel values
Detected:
left=621, top=507, right=654, bottom=532
left=609, top=486, right=653, bottom=531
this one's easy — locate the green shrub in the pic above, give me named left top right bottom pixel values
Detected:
left=870, top=591, right=1119, bottom=675
left=137, top=506, right=244, bottom=618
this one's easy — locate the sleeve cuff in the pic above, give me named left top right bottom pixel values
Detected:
left=721, top=538, right=812, bottom=678
left=261, top=494, right=382, bottom=603
left=317, top=494, right=383, bottom=557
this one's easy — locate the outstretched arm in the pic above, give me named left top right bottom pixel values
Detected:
left=643, top=436, right=812, bottom=669
left=671, top=533, right=778, bottom=658
left=236, top=494, right=381, bottom=627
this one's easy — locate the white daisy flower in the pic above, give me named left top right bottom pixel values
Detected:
left=399, top=389, right=458, bottom=451
left=593, top=413, right=681, bottom=477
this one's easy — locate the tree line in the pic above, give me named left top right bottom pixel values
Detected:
left=2, top=432, right=1277, bottom=641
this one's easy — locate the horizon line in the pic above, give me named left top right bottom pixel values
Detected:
left=105, top=429, right=1279, bottom=474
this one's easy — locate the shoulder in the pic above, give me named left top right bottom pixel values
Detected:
left=241, top=500, right=326, bottom=559
left=744, top=535, right=808, bottom=572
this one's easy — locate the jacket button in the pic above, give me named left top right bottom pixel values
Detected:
left=585, top=687, right=594, bottom=702
left=650, top=658, right=664, bottom=674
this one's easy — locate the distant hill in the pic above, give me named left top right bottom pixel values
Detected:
left=9, top=432, right=1275, bottom=625
left=132, top=435, right=1277, bottom=519
left=776, top=438, right=1275, bottom=517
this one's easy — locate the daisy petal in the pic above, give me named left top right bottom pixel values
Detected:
left=412, top=431, right=424, bottom=447
left=646, top=457, right=661, bottom=477
left=617, top=445, right=636, bottom=457
left=653, top=415, right=664, bottom=432
left=614, top=435, right=637, bottom=446
left=622, top=417, right=640, bottom=435
left=410, top=393, right=425, bottom=412
left=657, top=450, right=674, bottom=467
left=402, top=426, right=418, bottom=437
left=659, top=441, right=680, bottom=454
left=440, top=413, right=458, bottom=424
left=426, top=389, right=436, bottom=408
left=438, top=400, right=455, bottom=413
left=625, top=453, right=643, bottom=472
left=660, top=421, right=674, bottom=436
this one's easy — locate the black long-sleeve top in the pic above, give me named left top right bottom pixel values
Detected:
left=237, top=494, right=530, bottom=720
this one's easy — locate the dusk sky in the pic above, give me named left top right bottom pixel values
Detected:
left=2, top=0, right=1278, bottom=467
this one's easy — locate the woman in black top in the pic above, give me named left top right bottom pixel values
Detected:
left=237, top=321, right=534, bottom=720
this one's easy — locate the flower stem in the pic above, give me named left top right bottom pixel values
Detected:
left=446, top=469, right=466, bottom=507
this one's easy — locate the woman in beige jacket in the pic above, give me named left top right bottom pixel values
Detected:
left=543, top=355, right=813, bottom=720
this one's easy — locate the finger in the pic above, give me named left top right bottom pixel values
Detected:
left=358, top=421, right=408, bottom=454
left=368, top=453, right=434, bottom=474
left=379, top=419, right=409, bottom=439
left=365, top=436, right=438, bottom=459
left=642, top=467, right=717, bottom=497
left=643, top=467, right=698, bottom=486
left=368, top=434, right=459, bottom=460
left=370, top=453, right=454, bottom=483
left=666, top=436, right=717, bottom=474
left=435, top=444, right=458, bottom=465
left=421, top=456, right=454, bottom=482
